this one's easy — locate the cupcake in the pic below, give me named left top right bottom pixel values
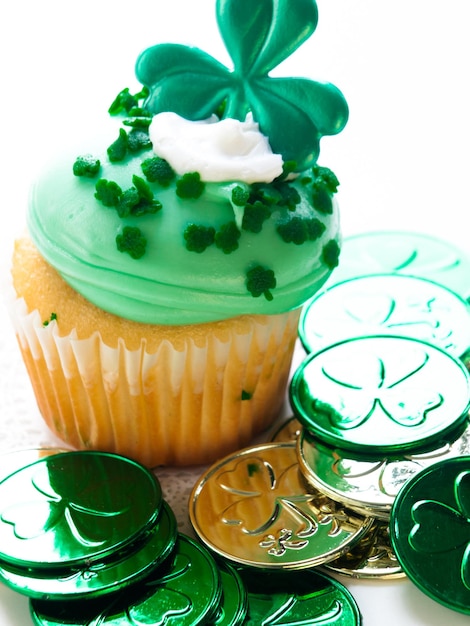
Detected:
left=9, top=0, right=348, bottom=467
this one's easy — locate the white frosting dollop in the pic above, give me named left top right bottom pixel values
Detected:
left=148, top=112, right=284, bottom=184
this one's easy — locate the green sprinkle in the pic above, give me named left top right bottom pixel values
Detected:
left=128, top=106, right=151, bottom=117
left=276, top=160, right=298, bottom=181
left=312, top=186, right=333, bottom=215
left=117, top=188, right=140, bottom=217
left=247, top=462, right=259, bottom=477
left=95, top=179, right=123, bottom=207
left=116, top=226, right=147, bottom=259
left=107, top=128, right=128, bottom=162
left=117, top=176, right=162, bottom=217
left=132, top=175, right=153, bottom=202
left=214, top=221, right=241, bottom=254
left=306, top=219, right=327, bottom=241
left=141, top=157, right=176, bottom=186
left=241, top=390, right=252, bottom=401
left=313, top=165, right=340, bottom=194
left=176, top=172, right=205, bottom=199
left=242, top=201, right=271, bottom=233
left=231, top=185, right=250, bottom=207
left=251, top=184, right=282, bottom=206
left=127, top=129, right=152, bottom=153
left=277, top=182, right=301, bottom=210
left=184, top=224, right=216, bottom=253
left=246, top=265, right=276, bottom=301
left=277, top=217, right=326, bottom=244
left=123, top=117, right=152, bottom=129
left=73, top=154, right=101, bottom=178
left=322, top=239, right=341, bottom=269
left=108, top=87, right=149, bottom=115
left=43, top=312, right=57, bottom=327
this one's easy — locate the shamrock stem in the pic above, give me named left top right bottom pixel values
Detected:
left=222, top=76, right=251, bottom=121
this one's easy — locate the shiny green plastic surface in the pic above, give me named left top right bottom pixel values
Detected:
left=299, top=273, right=470, bottom=357
left=0, top=451, right=163, bottom=570
left=135, top=0, right=348, bottom=171
left=211, top=561, right=248, bottom=625
left=0, top=501, right=177, bottom=600
left=30, top=533, right=222, bottom=624
left=290, top=335, right=470, bottom=455
left=325, top=231, right=470, bottom=300
left=238, top=567, right=361, bottom=625
left=390, top=457, right=470, bottom=614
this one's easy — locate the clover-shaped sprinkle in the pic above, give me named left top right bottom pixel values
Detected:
left=135, top=0, right=348, bottom=171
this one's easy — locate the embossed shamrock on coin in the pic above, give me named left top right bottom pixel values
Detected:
left=391, top=457, right=470, bottom=614
left=324, top=230, right=470, bottom=299
left=290, top=335, right=470, bottom=455
left=190, top=442, right=373, bottom=569
left=0, top=451, right=163, bottom=571
left=299, top=274, right=470, bottom=357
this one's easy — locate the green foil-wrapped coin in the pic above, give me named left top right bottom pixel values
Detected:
left=290, top=335, right=470, bottom=455
left=30, top=533, right=222, bottom=624
left=0, top=451, right=163, bottom=571
left=324, top=230, right=470, bottom=300
left=238, top=566, right=362, bottom=625
left=299, top=273, right=470, bottom=357
left=0, top=501, right=177, bottom=600
left=211, top=561, right=247, bottom=625
left=0, top=448, right=70, bottom=484
left=390, top=457, right=470, bottom=614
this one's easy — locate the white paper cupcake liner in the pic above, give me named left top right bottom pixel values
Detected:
left=8, top=293, right=300, bottom=467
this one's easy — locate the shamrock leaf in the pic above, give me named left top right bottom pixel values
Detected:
left=1, top=465, right=131, bottom=548
left=320, top=349, right=442, bottom=431
left=135, top=0, right=348, bottom=171
left=409, top=471, right=470, bottom=590
left=218, top=456, right=318, bottom=537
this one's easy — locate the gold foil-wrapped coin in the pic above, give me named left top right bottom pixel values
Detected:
left=270, top=417, right=302, bottom=443
left=189, top=442, right=373, bottom=570
left=322, top=520, right=404, bottom=579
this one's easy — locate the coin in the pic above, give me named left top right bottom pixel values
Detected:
left=290, top=335, right=470, bottom=455
left=0, top=451, right=163, bottom=572
left=29, top=533, right=221, bottom=623
left=390, top=457, right=470, bottom=614
left=297, top=420, right=470, bottom=521
left=322, top=520, right=403, bottom=579
left=324, top=230, right=470, bottom=299
left=190, top=442, right=373, bottom=570
left=299, top=273, right=470, bottom=357
left=238, top=566, right=362, bottom=625
left=0, top=501, right=177, bottom=600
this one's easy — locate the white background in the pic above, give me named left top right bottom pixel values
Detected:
left=0, top=1, right=470, bottom=624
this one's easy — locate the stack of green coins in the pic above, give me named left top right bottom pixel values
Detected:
left=291, top=232, right=470, bottom=610
left=0, top=449, right=248, bottom=625
left=189, top=231, right=470, bottom=618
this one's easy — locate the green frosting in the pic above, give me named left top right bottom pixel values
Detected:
left=27, top=0, right=345, bottom=326
left=27, top=132, right=340, bottom=325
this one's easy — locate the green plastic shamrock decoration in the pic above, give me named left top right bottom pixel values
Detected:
left=135, top=0, right=348, bottom=171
